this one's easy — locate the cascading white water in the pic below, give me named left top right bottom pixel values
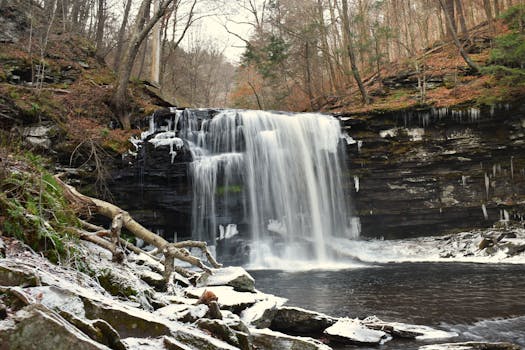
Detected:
left=141, top=108, right=357, bottom=266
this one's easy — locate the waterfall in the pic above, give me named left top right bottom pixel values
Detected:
left=139, top=108, right=357, bottom=266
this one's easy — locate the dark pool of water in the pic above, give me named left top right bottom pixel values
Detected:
left=250, top=263, right=525, bottom=349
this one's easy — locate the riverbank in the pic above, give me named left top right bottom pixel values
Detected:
left=1, top=229, right=522, bottom=350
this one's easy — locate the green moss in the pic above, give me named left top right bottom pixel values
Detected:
left=0, top=148, right=79, bottom=261
left=216, top=185, right=243, bottom=196
left=97, top=269, right=138, bottom=298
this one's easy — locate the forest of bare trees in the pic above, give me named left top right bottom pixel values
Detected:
left=229, top=0, right=524, bottom=110
left=12, top=0, right=525, bottom=119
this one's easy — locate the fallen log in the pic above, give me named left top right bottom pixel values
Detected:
left=54, top=175, right=222, bottom=285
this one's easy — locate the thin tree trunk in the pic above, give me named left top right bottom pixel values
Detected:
left=455, top=0, right=469, bottom=35
left=442, top=0, right=456, bottom=39
left=483, top=0, right=495, bottom=33
left=341, top=0, right=370, bottom=104
left=439, top=0, right=481, bottom=73
left=113, top=0, right=133, bottom=69
left=95, top=0, right=105, bottom=55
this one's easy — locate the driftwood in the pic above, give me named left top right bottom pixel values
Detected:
left=55, top=175, right=222, bottom=284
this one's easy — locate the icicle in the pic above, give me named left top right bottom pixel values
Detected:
left=461, top=175, right=467, bottom=187
left=481, top=204, right=488, bottom=220
left=354, top=176, right=360, bottom=192
left=485, top=173, right=490, bottom=198
left=357, top=140, right=363, bottom=153
left=504, top=210, right=510, bottom=222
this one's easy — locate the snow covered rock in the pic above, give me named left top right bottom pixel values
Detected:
left=139, top=270, right=165, bottom=291
left=241, top=298, right=282, bottom=328
left=324, top=318, right=392, bottom=345
left=82, top=298, right=171, bottom=338
left=26, top=286, right=85, bottom=318
left=270, top=306, right=336, bottom=334
left=363, top=316, right=458, bottom=340
left=155, top=303, right=208, bottom=323
left=197, top=266, right=255, bottom=292
left=252, top=328, right=332, bottom=350
left=0, top=304, right=110, bottom=350
left=419, top=342, right=521, bottom=350
left=185, top=286, right=259, bottom=312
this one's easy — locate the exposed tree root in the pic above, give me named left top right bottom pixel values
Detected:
left=54, top=174, right=222, bottom=285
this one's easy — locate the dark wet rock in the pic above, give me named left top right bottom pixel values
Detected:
left=419, top=341, right=521, bottom=350
left=206, top=300, right=223, bottom=320
left=0, top=304, right=110, bottom=350
left=0, top=237, right=5, bottom=258
left=0, top=261, right=40, bottom=287
left=196, top=266, right=255, bottom=292
left=270, top=306, right=336, bottom=334
left=251, top=328, right=332, bottom=350
left=339, top=105, right=525, bottom=239
left=0, top=301, right=7, bottom=320
left=479, top=237, right=496, bottom=250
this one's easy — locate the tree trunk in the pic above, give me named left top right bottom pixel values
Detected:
left=112, top=0, right=175, bottom=129
left=341, top=0, right=370, bottom=104
left=455, top=0, right=469, bottom=36
left=439, top=0, right=481, bottom=73
left=113, top=0, right=133, bottom=69
left=442, top=0, right=456, bottom=39
left=95, top=0, right=106, bottom=55
left=483, top=0, right=495, bottom=34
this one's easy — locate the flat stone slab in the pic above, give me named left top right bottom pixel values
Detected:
left=324, top=318, right=392, bottom=345
left=363, top=316, right=458, bottom=340
left=197, top=267, right=255, bottom=292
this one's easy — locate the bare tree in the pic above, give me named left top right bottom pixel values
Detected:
left=111, top=0, right=177, bottom=129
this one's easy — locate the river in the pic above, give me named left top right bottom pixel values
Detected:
left=251, top=262, right=525, bottom=349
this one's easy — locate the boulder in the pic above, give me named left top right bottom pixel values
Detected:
left=324, top=318, right=392, bottom=345
left=241, top=297, right=285, bottom=328
left=197, top=267, right=255, bottom=292
left=419, top=342, right=521, bottom=350
left=270, top=306, right=336, bottom=334
left=0, top=304, right=110, bottom=350
left=0, top=261, right=40, bottom=287
left=251, top=328, right=332, bottom=350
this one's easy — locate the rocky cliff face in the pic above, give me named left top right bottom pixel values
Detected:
left=342, top=104, right=525, bottom=239
left=110, top=105, right=525, bottom=243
